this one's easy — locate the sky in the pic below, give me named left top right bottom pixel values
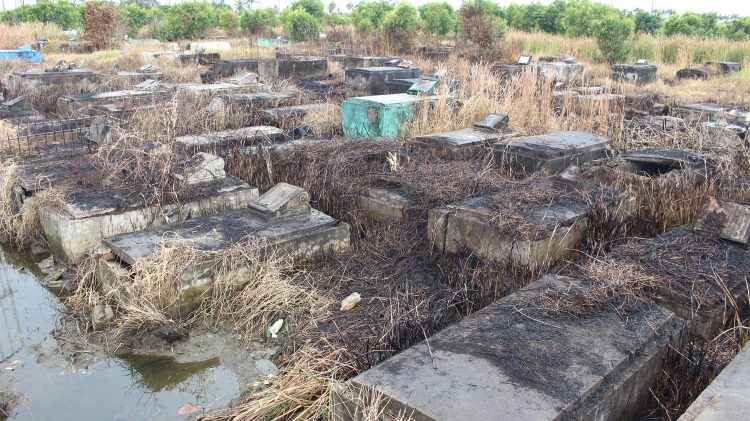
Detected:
left=1, top=0, right=748, bottom=18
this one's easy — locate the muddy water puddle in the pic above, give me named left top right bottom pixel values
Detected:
left=0, top=245, right=262, bottom=420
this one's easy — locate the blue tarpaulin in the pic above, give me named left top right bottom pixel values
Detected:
left=0, top=45, right=43, bottom=62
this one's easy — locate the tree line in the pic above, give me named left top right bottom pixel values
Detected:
left=3, top=0, right=750, bottom=60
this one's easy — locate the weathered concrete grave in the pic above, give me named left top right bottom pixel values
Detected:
left=202, top=57, right=328, bottom=83
left=492, top=131, right=612, bottom=176
left=0, top=96, right=41, bottom=123
left=8, top=68, right=98, bottom=93
left=427, top=179, right=625, bottom=269
left=331, top=55, right=400, bottom=69
left=621, top=148, right=717, bottom=178
left=409, top=114, right=516, bottom=160
left=356, top=187, right=419, bottom=223
left=345, top=67, right=423, bottom=96
left=336, top=274, right=685, bottom=421
left=611, top=61, right=658, bottom=84
left=603, top=225, right=750, bottom=338
left=342, top=93, right=447, bottom=140
left=627, top=115, right=686, bottom=131
left=259, top=103, right=340, bottom=128
left=56, top=89, right=170, bottom=115
left=699, top=121, right=746, bottom=147
left=706, top=61, right=742, bottom=74
left=674, top=103, right=730, bottom=121
left=114, top=71, right=164, bottom=83
left=177, top=52, right=220, bottom=66
left=680, top=343, right=750, bottom=421
left=175, top=126, right=285, bottom=155
left=100, top=183, right=350, bottom=310
left=694, top=196, right=750, bottom=247
left=208, top=92, right=298, bottom=114
left=177, top=82, right=269, bottom=98
left=40, top=155, right=258, bottom=263
left=536, top=60, right=584, bottom=86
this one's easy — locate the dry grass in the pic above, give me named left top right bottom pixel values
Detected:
left=0, top=22, right=64, bottom=49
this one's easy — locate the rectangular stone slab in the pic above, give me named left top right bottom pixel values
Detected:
left=104, top=207, right=350, bottom=265
left=175, top=126, right=284, bottom=155
left=409, top=127, right=506, bottom=160
left=178, top=82, right=269, bottom=97
left=693, top=196, right=750, bottom=246
left=345, top=67, right=423, bottom=96
left=8, top=69, right=98, bottom=93
left=492, top=131, right=611, bottom=175
left=680, top=343, right=750, bottom=421
left=40, top=176, right=258, bottom=263
left=337, top=275, right=684, bottom=421
left=56, top=90, right=170, bottom=114
left=259, top=103, right=339, bottom=125
left=356, top=187, right=418, bottom=222
left=222, top=92, right=297, bottom=109
left=427, top=189, right=590, bottom=269
left=611, top=64, right=658, bottom=85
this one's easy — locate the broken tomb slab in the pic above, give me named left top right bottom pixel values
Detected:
left=345, top=67, right=423, bottom=96
left=103, top=192, right=350, bottom=266
left=40, top=176, right=258, bottom=263
left=8, top=68, right=98, bottom=93
left=56, top=89, right=170, bottom=114
left=492, top=131, right=612, bottom=176
left=335, top=274, right=685, bottom=421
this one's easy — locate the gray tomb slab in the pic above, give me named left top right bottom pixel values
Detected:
left=259, top=103, right=340, bottom=126
left=345, top=67, right=423, bottom=96
left=175, top=126, right=285, bottom=155
left=8, top=68, right=98, bottom=93
left=427, top=183, right=594, bottom=268
left=104, top=203, right=350, bottom=265
left=337, top=274, right=685, bottom=421
left=41, top=176, right=258, bottom=263
left=679, top=343, right=750, bottom=421
left=492, top=131, right=612, bottom=175
left=409, top=127, right=508, bottom=160
left=56, top=89, right=170, bottom=114
left=611, top=63, right=658, bottom=85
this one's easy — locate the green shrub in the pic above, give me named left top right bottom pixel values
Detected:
left=156, top=2, right=215, bottom=41
left=591, top=12, right=634, bottom=62
left=418, top=2, right=456, bottom=37
left=289, top=0, right=325, bottom=19
left=0, top=0, right=84, bottom=30
left=240, top=8, right=278, bottom=35
left=351, top=1, right=393, bottom=33
left=282, top=8, right=319, bottom=42
left=217, top=8, right=239, bottom=35
left=383, top=3, right=419, bottom=51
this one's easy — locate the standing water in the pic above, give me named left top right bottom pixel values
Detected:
left=0, top=245, right=247, bottom=420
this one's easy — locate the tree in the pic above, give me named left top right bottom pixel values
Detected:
left=240, top=7, right=278, bottom=35
left=459, top=0, right=507, bottom=47
left=289, top=0, right=324, bottom=19
left=84, top=1, right=118, bottom=50
left=155, top=2, right=216, bottom=40
left=662, top=12, right=702, bottom=36
left=351, top=1, right=393, bottom=33
left=327, top=1, right=336, bottom=15
left=592, top=12, right=634, bottom=62
left=282, top=8, right=319, bottom=41
left=727, top=17, right=750, bottom=41
left=121, top=3, right=150, bottom=38
left=383, top=2, right=419, bottom=51
left=418, top=2, right=456, bottom=37
left=217, top=8, right=240, bottom=34
left=633, top=9, right=662, bottom=35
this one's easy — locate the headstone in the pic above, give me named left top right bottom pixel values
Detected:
left=406, top=78, right=440, bottom=95
left=694, top=196, right=750, bottom=246
left=134, top=79, right=159, bottom=91
left=248, top=182, right=311, bottom=222
left=174, top=153, right=227, bottom=185
left=137, top=64, right=156, bottom=73
left=228, top=72, right=259, bottom=85
left=474, top=113, right=509, bottom=132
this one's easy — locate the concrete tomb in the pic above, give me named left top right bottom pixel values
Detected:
left=693, top=196, right=750, bottom=247
left=175, top=126, right=285, bottom=155
left=209, top=92, right=298, bottom=113
left=331, top=55, right=400, bottom=69
left=0, top=96, right=40, bottom=122
left=426, top=179, right=627, bottom=268
left=680, top=343, right=750, bottom=421
left=342, top=93, right=447, bottom=140
left=201, top=57, right=328, bottom=83
left=345, top=67, right=423, bottom=96
left=337, top=274, right=684, bottom=421
left=40, top=154, right=258, bottom=263
left=56, top=89, right=170, bottom=114
left=8, top=68, right=98, bottom=93
left=536, top=60, right=584, bottom=86
left=102, top=182, right=350, bottom=265
left=611, top=61, right=658, bottom=85
left=259, top=103, right=339, bottom=128
left=409, top=113, right=516, bottom=160
left=603, top=225, right=750, bottom=338
left=492, top=131, right=612, bottom=176
left=177, top=82, right=269, bottom=97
